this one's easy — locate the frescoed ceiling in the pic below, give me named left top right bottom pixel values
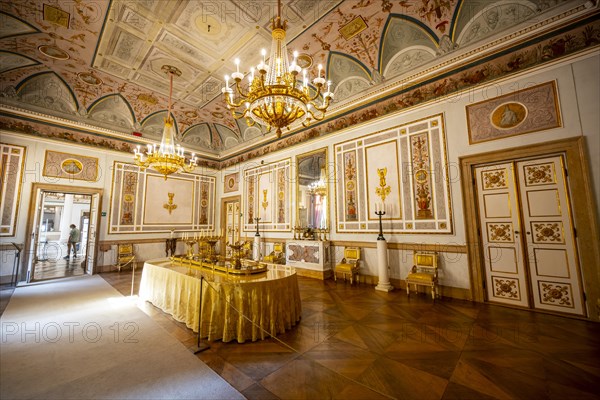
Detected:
left=0, top=0, right=590, bottom=160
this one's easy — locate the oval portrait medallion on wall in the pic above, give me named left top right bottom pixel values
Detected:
left=490, top=102, right=527, bottom=130
left=61, top=159, right=83, bottom=175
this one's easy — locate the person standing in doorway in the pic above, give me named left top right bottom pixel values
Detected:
left=64, top=224, right=80, bottom=259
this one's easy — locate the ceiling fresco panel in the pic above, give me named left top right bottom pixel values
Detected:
left=0, top=0, right=593, bottom=162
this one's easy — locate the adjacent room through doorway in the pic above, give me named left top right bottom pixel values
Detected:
left=31, top=192, right=92, bottom=281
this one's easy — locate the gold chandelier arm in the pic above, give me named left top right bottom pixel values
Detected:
left=224, top=92, right=249, bottom=109
left=307, top=109, right=325, bottom=122
left=230, top=108, right=249, bottom=120
left=309, top=95, right=333, bottom=113
left=234, top=80, right=250, bottom=99
left=307, top=84, right=323, bottom=102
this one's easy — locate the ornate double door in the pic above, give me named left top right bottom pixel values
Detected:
left=474, top=155, right=585, bottom=316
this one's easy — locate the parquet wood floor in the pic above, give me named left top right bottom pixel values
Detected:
left=32, top=257, right=86, bottom=281
left=101, top=269, right=600, bottom=399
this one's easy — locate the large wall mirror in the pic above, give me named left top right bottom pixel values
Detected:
left=296, top=148, right=329, bottom=230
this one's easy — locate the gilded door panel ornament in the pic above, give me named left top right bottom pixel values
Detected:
left=344, top=151, right=358, bottom=221
left=262, top=189, right=269, bottom=211
left=163, top=192, right=177, bottom=215
left=200, top=182, right=209, bottom=224
left=525, top=163, right=555, bottom=186
left=247, top=176, right=255, bottom=224
left=375, top=167, right=391, bottom=202
left=411, top=134, right=433, bottom=219
left=487, top=223, right=513, bottom=242
left=540, top=282, right=573, bottom=307
left=277, top=168, right=285, bottom=224
left=120, top=171, right=137, bottom=225
left=532, top=222, right=564, bottom=243
left=493, top=277, right=520, bottom=300
left=482, top=169, right=508, bottom=190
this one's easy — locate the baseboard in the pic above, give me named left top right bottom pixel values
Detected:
left=295, top=268, right=332, bottom=280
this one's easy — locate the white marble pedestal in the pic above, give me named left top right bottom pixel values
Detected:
left=253, top=235, right=261, bottom=261
left=375, top=239, right=394, bottom=292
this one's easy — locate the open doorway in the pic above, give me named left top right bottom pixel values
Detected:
left=22, top=184, right=103, bottom=284
left=34, top=192, right=92, bottom=281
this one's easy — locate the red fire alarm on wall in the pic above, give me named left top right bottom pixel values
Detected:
left=132, top=131, right=143, bottom=137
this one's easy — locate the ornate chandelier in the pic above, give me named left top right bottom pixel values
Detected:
left=133, top=65, right=197, bottom=180
left=222, top=0, right=334, bottom=138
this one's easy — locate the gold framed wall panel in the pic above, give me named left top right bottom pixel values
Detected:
left=243, top=159, right=291, bottom=232
left=108, top=161, right=215, bottom=234
left=42, top=150, right=99, bottom=182
left=0, top=143, right=26, bottom=237
left=334, top=113, right=452, bottom=234
left=466, top=81, right=561, bottom=144
left=223, top=172, right=239, bottom=193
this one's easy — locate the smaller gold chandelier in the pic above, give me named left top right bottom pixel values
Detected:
left=307, top=167, right=327, bottom=197
left=133, top=65, right=197, bottom=180
left=222, top=0, right=333, bottom=138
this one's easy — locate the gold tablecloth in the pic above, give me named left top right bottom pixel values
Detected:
left=138, top=259, right=301, bottom=343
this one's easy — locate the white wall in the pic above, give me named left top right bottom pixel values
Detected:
left=2, top=52, right=598, bottom=289
left=0, top=134, right=218, bottom=278
left=216, top=51, right=600, bottom=290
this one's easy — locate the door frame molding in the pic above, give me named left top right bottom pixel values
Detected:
left=22, top=183, right=103, bottom=282
left=460, top=137, right=600, bottom=321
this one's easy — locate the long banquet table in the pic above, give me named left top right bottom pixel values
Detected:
left=138, top=258, right=301, bottom=343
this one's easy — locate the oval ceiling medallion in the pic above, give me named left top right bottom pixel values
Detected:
left=77, top=72, right=102, bottom=86
left=38, top=45, right=69, bottom=60
left=185, top=111, right=198, bottom=119
left=211, top=111, right=224, bottom=118
left=296, top=53, right=313, bottom=69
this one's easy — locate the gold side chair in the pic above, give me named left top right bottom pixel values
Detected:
left=406, top=251, right=438, bottom=300
left=334, top=247, right=360, bottom=284
left=116, top=243, right=136, bottom=272
left=263, top=242, right=285, bottom=264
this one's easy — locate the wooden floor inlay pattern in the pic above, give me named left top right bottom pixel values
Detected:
left=101, top=269, right=600, bottom=399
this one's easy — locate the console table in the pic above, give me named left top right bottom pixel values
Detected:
left=285, top=240, right=332, bottom=279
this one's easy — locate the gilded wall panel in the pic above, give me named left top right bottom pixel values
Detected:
left=109, top=161, right=215, bottom=234
left=0, top=143, right=25, bottom=237
left=243, top=159, right=291, bottom=232
left=334, top=114, right=452, bottom=234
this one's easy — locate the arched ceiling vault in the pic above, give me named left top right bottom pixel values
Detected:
left=0, top=0, right=589, bottom=160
